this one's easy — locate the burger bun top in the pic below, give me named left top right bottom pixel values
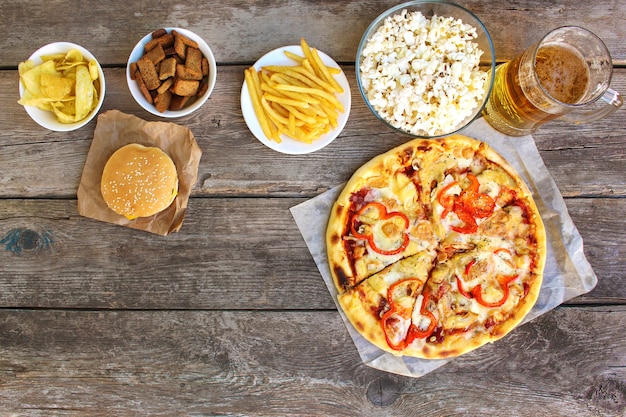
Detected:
left=101, top=143, right=179, bottom=219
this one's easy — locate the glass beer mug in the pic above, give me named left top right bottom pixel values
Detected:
left=482, top=26, right=622, bottom=136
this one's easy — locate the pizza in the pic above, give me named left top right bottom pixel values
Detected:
left=326, top=134, right=546, bottom=359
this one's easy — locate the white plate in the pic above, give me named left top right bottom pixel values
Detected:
left=241, top=45, right=351, bottom=155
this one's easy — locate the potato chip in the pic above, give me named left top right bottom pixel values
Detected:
left=51, top=102, right=76, bottom=124
left=17, top=93, right=55, bottom=110
left=40, top=53, right=66, bottom=62
left=74, top=65, right=94, bottom=122
left=18, top=48, right=101, bottom=124
left=18, top=60, right=36, bottom=75
left=19, top=60, right=60, bottom=97
left=88, top=60, right=99, bottom=81
left=64, top=49, right=84, bottom=63
left=40, top=73, right=74, bottom=100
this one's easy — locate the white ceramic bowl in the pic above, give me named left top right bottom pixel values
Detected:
left=356, top=1, right=495, bottom=138
left=18, top=42, right=106, bottom=131
left=126, top=27, right=217, bottom=118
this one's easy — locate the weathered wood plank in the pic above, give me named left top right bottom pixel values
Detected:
left=1, top=67, right=625, bottom=199
left=0, top=306, right=624, bottom=416
left=0, top=198, right=331, bottom=310
left=1, top=0, right=624, bottom=66
left=0, top=198, right=623, bottom=309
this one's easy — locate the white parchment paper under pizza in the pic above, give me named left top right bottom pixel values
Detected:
left=290, top=118, right=597, bottom=378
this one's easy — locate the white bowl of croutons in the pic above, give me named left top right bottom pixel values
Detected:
left=126, top=27, right=217, bottom=118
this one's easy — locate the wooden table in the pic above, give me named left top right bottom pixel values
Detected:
left=1, top=1, right=625, bottom=415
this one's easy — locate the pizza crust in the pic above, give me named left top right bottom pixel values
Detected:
left=326, top=134, right=547, bottom=359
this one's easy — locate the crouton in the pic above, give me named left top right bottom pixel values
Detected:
left=156, top=77, right=174, bottom=94
left=131, top=28, right=212, bottom=112
left=129, top=62, right=138, bottom=80
left=185, top=47, right=203, bottom=74
left=174, top=35, right=187, bottom=59
left=144, top=43, right=165, bottom=65
left=154, top=90, right=173, bottom=113
left=170, top=78, right=199, bottom=96
left=172, top=30, right=199, bottom=48
left=151, top=28, right=168, bottom=39
left=136, top=56, right=161, bottom=90
left=176, top=63, right=203, bottom=81
left=201, top=57, right=209, bottom=77
left=159, top=57, right=177, bottom=80
left=196, top=80, right=209, bottom=97
left=168, top=94, right=192, bottom=111
left=134, top=70, right=154, bottom=104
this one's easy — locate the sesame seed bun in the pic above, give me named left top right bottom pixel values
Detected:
left=101, top=144, right=178, bottom=219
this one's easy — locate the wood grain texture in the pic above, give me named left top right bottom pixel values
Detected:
left=1, top=0, right=624, bottom=66
left=0, top=306, right=624, bottom=416
left=1, top=67, right=625, bottom=199
left=0, top=197, right=624, bottom=308
left=1, top=0, right=625, bottom=414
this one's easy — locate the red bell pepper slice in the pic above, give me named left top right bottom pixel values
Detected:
left=438, top=174, right=495, bottom=234
left=472, top=274, right=519, bottom=308
left=381, top=279, right=436, bottom=350
left=437, top=181, right=459, bottom=219
left=350, top=202, right=410, bottom=256
left=458, top=255, right=519, bottom=308
left=450, top=206, right=478, bottom=234
left=464, top=258, right=477, bottom=276
left=381, top=307, right=406, bottom=350
left=456, top=276, right=473, bottom=299
left=465, top=193, right=496, bottom=219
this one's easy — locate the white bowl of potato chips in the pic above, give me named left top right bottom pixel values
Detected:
left=18, top=42, right=105, bottom=131
left=126, top=27, right=217, bottom=118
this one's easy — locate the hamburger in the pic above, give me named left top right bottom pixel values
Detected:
left=101, top=143, right=178, bottom=219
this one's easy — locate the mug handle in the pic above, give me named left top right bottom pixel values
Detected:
left=562, top=88, right=623, bottom=124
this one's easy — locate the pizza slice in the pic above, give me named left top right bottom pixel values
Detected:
left=338, top=250, right=437, bottom=355
left=412, top=238, right=542, bottom=358
left=326, top=152, right=438, bottom=293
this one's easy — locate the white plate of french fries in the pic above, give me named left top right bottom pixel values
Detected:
left=241, top=40, right=351, bottom=154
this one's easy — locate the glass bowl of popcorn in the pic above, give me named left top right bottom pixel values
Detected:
left=356, top=1, right=495, bottom=138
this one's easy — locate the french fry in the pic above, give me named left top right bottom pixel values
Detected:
left=245, top=67, right=277, bottom=142
left=284, top=50, right=305, bottom=63
left=244, top=39, right=345, bottom=144
left=301, top=38, right=343, bottom=93
left=261, top=96, right=295, bottom=128
left=273, top=84, right=344, bottom=113
left=288, top=112, right=296, bottom=135
left=282, top=104, right=319, bottom=125
left=264, top=93, right=310, bottom=108
left=301, top=61, right=338, bottom=93
left=261, top=82, right=321, bottom=105
left=311, top=48, right=344, bottom=93
left=300, top=38, right=323, bottom=80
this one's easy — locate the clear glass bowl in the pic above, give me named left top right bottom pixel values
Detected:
left=356, top=1, right=495, bottom=138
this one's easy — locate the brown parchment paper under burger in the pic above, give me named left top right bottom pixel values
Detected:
left=77, top=109, right=202, bottom=235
